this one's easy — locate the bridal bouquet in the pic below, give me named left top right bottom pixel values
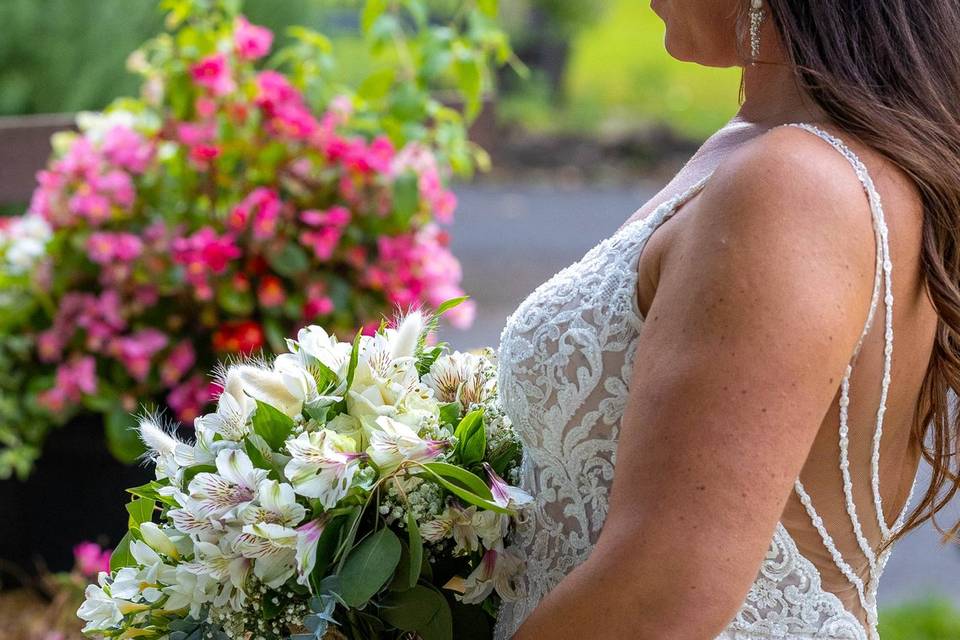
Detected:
left=77, top=301, right=530, bottom=640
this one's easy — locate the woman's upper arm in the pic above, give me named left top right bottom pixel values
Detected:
left=596, top=132, right=879, bottom=634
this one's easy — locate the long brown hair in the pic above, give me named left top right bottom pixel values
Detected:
left=762, top=1, right=960, bottom=546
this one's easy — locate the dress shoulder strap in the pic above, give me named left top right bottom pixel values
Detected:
left=779, top=122, right=912, bottom=637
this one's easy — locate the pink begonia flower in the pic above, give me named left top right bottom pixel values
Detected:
left=190, top=53, right=236, bottom=96
left=189, top=144, right=221, bottom=167
left=86, top=232, right=143, bottom=265
left=37, top=330, right=63, bottom=363
left=73, top=541, right=112, bottom=578
left=176, top=121, right=216, bottom=147
left=230, top=188, right=283, bottom=238
left=300, top=206, right=350, bottom=228
left=300, top=227, right=342, bottom=261
left=161, top=340, right=196, bottom=385
left=173, top=227, right=242, bottom=274
left=303, top=282, right=334, bottom=320
left=101, top=125, right=154, bottom=174
left=258, top=275, right=286, bottom=308
left=254, top=71, right=301, bottom=116
left=93, top=170, right=135, bottom=209
left=67, top=189, right=111, bottom=224
left=111, top=328, right=168, bottom=382
left=195, top=96, right=217, bottom=119
left=167, top=374, right=216, bottom=423
left=234, top=16, right=273, bottom=60
left=58, top=137, right=100, bottom=179
left=38, top=356, right=98, bottom=412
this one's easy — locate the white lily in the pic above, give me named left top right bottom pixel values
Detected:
left=185, top=539, right=251, bottom=610
left=284, top=429, right=364, bottom=508
left=421, top=502, right=480, bottom=554
left=285, top=325, right=352, bottom=377
left=472, top=510, right=510, bottom=550
left=458, top=546, right=524, bottom=605
left=366, top=415, right=447, bottom=472
left=239, top=479, right=306, bottom=528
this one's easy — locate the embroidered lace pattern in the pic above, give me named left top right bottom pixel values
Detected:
left=492, top=124, right=918, bottom=640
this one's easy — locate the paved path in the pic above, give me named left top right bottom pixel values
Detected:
left=440, top=181, right=960, bottom=608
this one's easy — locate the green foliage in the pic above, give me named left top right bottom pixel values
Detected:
left=878, top=598, right=960, bottom=640
left=338, top=526, right=402, bottom=607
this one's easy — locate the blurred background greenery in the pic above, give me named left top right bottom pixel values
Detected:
left=0, top=0, right=740, bottom=141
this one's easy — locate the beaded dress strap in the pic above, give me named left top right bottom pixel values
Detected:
left=782, top=123, right=916, bottom=637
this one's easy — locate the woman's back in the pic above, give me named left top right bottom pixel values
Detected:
left=495, top=123, right=939, bottom=640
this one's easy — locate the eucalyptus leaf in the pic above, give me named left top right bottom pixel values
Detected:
left=406, top=512, right=423, bottom=590
left=338, top=527, right=402, bottom=608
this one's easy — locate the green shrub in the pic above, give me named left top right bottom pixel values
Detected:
left=879, top=598, right=960, bottom=640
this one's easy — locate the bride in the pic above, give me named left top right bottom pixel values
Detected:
left=492, top=1, right=960, bottom=639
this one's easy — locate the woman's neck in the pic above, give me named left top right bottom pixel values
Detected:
left=736, top=56, right=828, bottom=128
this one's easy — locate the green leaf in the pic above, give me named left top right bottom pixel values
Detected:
left=406, top=512, right=423, bottom=590
left=109, top=531, right=135, bottom=572
left=310, top=516, right=347, bottom=590
left=435, top=296, right=469, bottom=317
left=487, top=440, right=520, bottom=477
left=438, top=402, right=461, bottom=428
left=105, top=409, right=145, bottom=464
left=126, top=480, right=166, bottom=502
left=216, top=283, right=254, bottom=315
left=476, top=0, right=498, bottom=18
left=392, top=172, right=420, bottom=220
left=361, top=0, right=388, bottom=34
left=453, top=409, right=485, bottom=466
left=417, top=462, right=509, bottom=514
left=358, top=67, right=397, bottom=102
left=381, top=585, right=452, bottom=639
left=126, top=497, right=156, bottom=528
left=338, top=527, right=402, bottom=608
left=266, top=243, right=310, bottom=278
left=252, top=400, right=295, bottom=450
left=344, top=330, right=363, bottom=393
left=182, top=464, right=217, bottom=488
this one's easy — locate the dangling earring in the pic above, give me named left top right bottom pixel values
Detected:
left=749, top=0, right=765, bottom=63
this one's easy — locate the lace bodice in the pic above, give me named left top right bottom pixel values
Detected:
left=492, top=124, right=919, bottom=640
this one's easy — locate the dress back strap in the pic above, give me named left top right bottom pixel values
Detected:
left=779, top=122, right=908, bottom=638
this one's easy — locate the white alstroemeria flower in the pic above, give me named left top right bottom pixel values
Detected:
left=458, top=546, right=524, bottom=605
left=168, top=496, right=227, bottom=538
left=162, top=565, right=217, bottom=617
left=421, top=503, right=480, bottom=554
left=284, top=429, right=363, bottom=508
left=175, top=421, right=238, bottom=471
left=239, top=479, right=306, bottom=528
left=234, top=362, right=315, bottom=419
left=138, top=416, right=198, bottom=481
left=77, top=573, right=147, bottom=632
left=139, top=522, right=180, bottom=560
left=472, top=510, right=509, bottom=550
left=188, top=449, right=267, bottom=518
left=483, top=463, right=533, bottom=511
left=128, top=540, right=167, bottom=586
left=422, top=351, right=484, bottom=404
left=233, top=523, right=298, bottom=588
left=346, top=331, right=420, bottom=425
left=285, top=325, right=352, bottom=377
left=294, top=517, right=329, bottom=586
left=195, top=369, right=254, bottom=441
left=185, top=539, right=251, bottom=610
left=366, top=415, right=447, bottom=472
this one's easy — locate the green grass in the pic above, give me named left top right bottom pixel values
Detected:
left=878, top=598, right=960, bottom=640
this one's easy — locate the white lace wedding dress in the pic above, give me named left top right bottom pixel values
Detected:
left=492, top=124, right=919, bottom=640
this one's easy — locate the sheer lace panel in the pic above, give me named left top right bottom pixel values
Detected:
left=493, top=123, right=919, bottom=640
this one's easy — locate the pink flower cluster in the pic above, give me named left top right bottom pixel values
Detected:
left=172, top=227, right=242, bottom=300
left=229, top=187, right=285, bottom=239
left=299, top=206, right=351, bottom=261
left=30, top=126, right=153, bottom=229
left=364, top=224, right=475, bottom=329
left=37, top=356, right=97, bottom=412
left=73, top=541, right=112, bottom=578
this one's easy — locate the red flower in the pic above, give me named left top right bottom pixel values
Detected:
left=212, top=320, right=265, bottom=355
